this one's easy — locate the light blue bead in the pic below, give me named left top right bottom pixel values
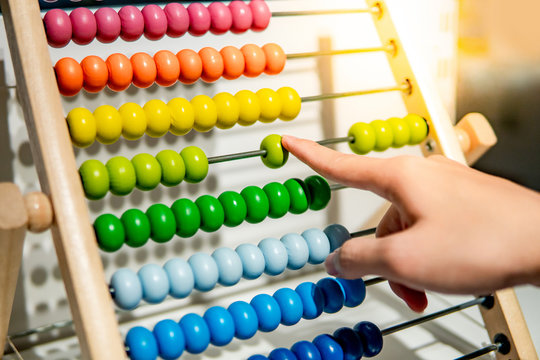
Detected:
left=153, top=319, right=185, bottom=360
left=280, top=233, right=309, bottom=270
left=203, top=306, right=235, bottom=346
left=179, top=313, right=210, bottom=354
left=228, top=300, right=258, bottom=340
left=250, top=293, right=281, bottom=332
left=336, top=278, right=366, bottom=308
left=236, top=243, right=265, bottom=280
left=110, top=268, right=143, bottom=310
left=138, top=264, right=170, bottom=304
left=317, top=278, right=346, bottom=314
left=295, top=282, right=324, bottom=320
left=273, top=288, right=303, bottom=326
left=324, top=224, right=351, bottom=252
left=163, top=258, right=194, bottom=299
left=125, top=326, right=158, bottom=360
left=301, top=229, right=330, bottom=265
left=188, top=253, right=219, bottom=292
left=212, top=247, right=243, bottom=286
left=258, top=237, right=288, bottom=276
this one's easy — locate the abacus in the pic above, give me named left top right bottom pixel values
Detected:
left=0, top=0, right=537, bottom=359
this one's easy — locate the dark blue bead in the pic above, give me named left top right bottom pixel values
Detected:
left=251, top=294, right=282, bottom=332
left=152, top=319, right=185, bottom=360
left=249, top=356, right=270, bottom=360
left=316, top=278, right=346, bottom=314
left=333, top=327, right=364, bottom=360
left=203, top=306, right=235, bottom=347
left=178, top=313, right=210, bottom=354
left=353, top=321, right=383, bottom=357
left=323, top=224, right=350, bottom=252
left=125, top=326, right=158, bottom=360
left=228, top=300, right=258, bottom=340
left=312, top=334, right=344, bottom=360
left=295, top=282, right=324, bottom=320
left=291, top=340, right=322, bottom=360
left=336, top=278, right=366, bottom=308
left=269, top=348, right=298, bottom=360
left=273, top=288, right=304, bottom=326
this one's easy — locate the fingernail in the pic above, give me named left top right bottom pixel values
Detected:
left=325, top=252, right=340, bottom=276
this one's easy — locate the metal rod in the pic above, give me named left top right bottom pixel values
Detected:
left=329, top=183, right=348, bottom=191
left=287, top=45, right=393, bottom=60
left=272, top=8, right=375, bottom=17
left=364, top=277, right=386, bottom=286
left=350, top=227, right=377, bottom=238
left=301, top=83, right=410, bottom=103
left=208, top=149, right=267, bottom=164
left=317, top=136, right=354, bottom=146
left=454, top=344, right=500, bottom=360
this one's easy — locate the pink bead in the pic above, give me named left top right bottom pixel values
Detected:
left=142, top=4, right=168, bottom=41
left=43, top=9, right=72, bottom=48
left=118, top=6, right=144, bottom=41
left=249, top=0, right=271, bottom=31
left=208, top=2, right=232, bottom=35
left=164, top=3, right=189, bottom=38
left=229, top=1, right=253, bottom=34
left=69, top=8, right=97, bottom=45
left=187, top=3, right=211, bottom=36
left=95, top=7, right=121, bottom=43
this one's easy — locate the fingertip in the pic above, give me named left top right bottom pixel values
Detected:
left=325, top=251, right=340, bottom=276
left=389, top=282, right=428, bottom=313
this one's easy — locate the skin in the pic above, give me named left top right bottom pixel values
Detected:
left=282, top=135, right=540, bottom=312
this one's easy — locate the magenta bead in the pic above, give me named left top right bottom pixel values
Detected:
left=208, top=2, right=232, bottom=35
left=69, top=8, right=97, bottom=45
left=250, top=0, right=271, bottom=31
left=43, top=9, right=72, bottom=48
left=187, top=3, right=211, bottom=36
left=95, top=7, right=121, bottom=43
left=229, top=1, right=253, bottom=34
left=164, top=3, right=189, bottom=37
left=142, top=4, right=168, bottom=40
left=118, top=6, right=144, bottom=41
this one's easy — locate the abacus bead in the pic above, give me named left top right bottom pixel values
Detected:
left=208, top=2, right=232, bottom=35
left=195, top=195, right=225, bottom=233
left=333, top=327, right=364, bottom=360
left=171, top=198, right=201, bottom=238
left=94, top=214, right=124, bottom=252
left=284, top=179, right=309, bottom=215
left=164, top=258, right=194, bottom=298
left=257, top=88, right=282, bottom=123
left=221, top=46, right=245, bottom=80
left=241, top=186, right=270, bottom=224
left=242, top=44, right=266, bottom=77
left=258, top=237, right=288, bottom=276
left=218, top=191, right=247, bottom=227
left=153, top=319, right=185, bottom=360
left=337, top=278, right=366, bottom=308
left=125, top=327, right=158, bottom=360
left=277, top=87, right=302, bottom=121
left=168, top=97, right=195, bottom=136
left=142, top=4, right=167, bottom=40
left=250, top=294, right=281, bottom=332
left=204, top=306, right=235, bottom=346
left=156, top=150, right=185, bottom=187
left=316, top=278, right=346, bottom=314
left=179, top=313, right=210, bottom=354
left=146, top=203, right=176, bottom=243
left=138, top=264, right=170, bottom=304
left=188, top=253, right=219, bottom=292
left=387, top=117, right=410, bottom=148
left=119, top=6, right=144, bottom=41
left=250, top=0, right=271, bottom=31
left=228, top=301, right=258, bottom=340
left=212, top=247, right=243, bottom=286
left=121, top=209, right=151, bottom=248
left=81, top=55, right=108, bottom=93
left=313, top=334, right=344, bottom=360
left=95, top=8, right=121, bottom=43
left=295, top=282, right=324, bottom=320
left=94, top=105, right=122, bottom=144
left=263, top=43, right=286, bottom=75
left=66, top=107, right=95, bottom=147
left=106, top=156, right=136, bottom=196
left=353, top=321, right=383, bottom=357
left=79, top=159, right=109, bottom=200
left=371, top=119, right=394, bottom=151
left=348, top=122, right=376, bottom=155
left=164, top=3, right=189, bottom=37
left=131, top=153, right=162, bottom=191
left=177, top=49, right=202, bottom=84
left=199, top=47, right=224, bottom=83
left=131, top=52, right=157, bottom=88
left=273, top=288, right=303, bottom=326
left=191, top=94, right=218, bottom=132
left=404, top=114, right=429, bottom=144
left=269, top=349, right=298, bottom=360
left=229, top=1, right=253, bottom=34
left=70, top=8, right=97, bottom=45
left=110, top=268, right=142, bottom=310
left=144, top=99, right=171, bottom=138
left=235, top=243, right=265, bottom=280
left=187, top=3, right=211, bottom=36
left=154, top=50, right=180, bottom=87
left=235, top=90, right=261, bottom=126
left=55, top=57, right=83, bottom=96
left=214, top=92, right=240, bottom=130
left=280, top=233, right=309, bottom=270
left=119, top=103, right=147, bottom=140
left=249, top=356, right=269, bottom=360
left=43, top=9, right=72, bottom=48
left=263, top=182, right=291, bottom=219
left=291, top=341, right=322, bottom=360
left=106, top=53, right=133, bottom=92
left=323, top=224, right=351, bottom=252
left=305, top=176, right=331, bottom=211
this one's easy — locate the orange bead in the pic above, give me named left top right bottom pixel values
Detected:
left=177, top=49, right=202, bottom=84
left=154, top=50, right=180, bottom=87
left=263, top=43, right=286, bottom=75
left=241, top=44, right=266, bottom=78
left=199, top=47, right=224, bottom=83
left=220, top=46, right=244, bottom=80
left=106, top=53, right=133, bottom=91
left=80, top=55, right=108, bottom=93
left=54, top=57, right=83, bottom=96
left=130, top=52, right=157, bottom=88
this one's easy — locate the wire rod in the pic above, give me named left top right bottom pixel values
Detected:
left=350, top=227, right=377, bottom=238
left=454, top=343, right=500, bottom=360
left=272, top=8, right=377, bottom=17
left=301, top=83, right=411, bottom=103
left=207, top=149, right=266, bottom=164
left=286, top=44, right=394, bottom=60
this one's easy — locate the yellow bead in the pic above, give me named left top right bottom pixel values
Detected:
left=256, top=88, right=282, bottom=123
left=235, top=90, right=260, bottom=126
left=168, top=97, right=194, bottom=136
left=66, top=107, right=96, bottom=148
left=93, top=105, right=122, bottom=145
left=213, top=92, right=239, bottom=130
left=118, top=102, right=147, bottom=141
left=277, top=87, right=301, bottom=121
left=144, top=99, right=171, bottom=138
left=191, top=95, right=217, bottom=132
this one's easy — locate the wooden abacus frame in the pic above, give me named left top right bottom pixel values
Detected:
left=0, top=0, right=536, bottom=359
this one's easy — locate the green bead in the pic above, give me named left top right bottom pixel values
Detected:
left=195, top=195, right=225, bottom=232
left=121, top=209, right=150, bottom=248
left=283, top=178, right=310, bottom=215
left=218, top=191, right=247, bottom=227
left=371, top=119, right=394, bottom=152
left=241, top=186, right=269, bottom=224
left=263, top=182, right=290, bottom=219
left=404, top=114, right=429, bottom=145
left=94, top=214, right=124, bottom=252
left=79, top=159, right=110, bottom=200
left=145, top=204, right=176, bottom=243
left=106, top=156, right=136, bottom=196
left=171, top=199, right=201, bottom=238
left=260, top=134, right=289, bottom=169
left=180, top=146, right=209, bottom=184
left=387, top=117, right=411, bottom=148
left=156, top=150, right=186, bottom=187
left=305, top=175, right=331, bottom=211
left=347, top=122, right=376, bottom=155
left=131, top=153, right=162, bottom=191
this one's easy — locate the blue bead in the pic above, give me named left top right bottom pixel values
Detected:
left=125, top=326, right=158, bottom=360
left=316, top=278, right=345, bottom=314
left=353, top=321, right=383, bottom=357
left=258, top=237, right=288, bottom=276
left=312, top=334, right=343, bottom=360
left=203, top=306, right=235, bottom=347
left=323, top=224, right=351, bottom=252
left=153, top=319, right=185, bottom=360
left=291, top=341, right=322, bottom=360
left=273, top=288, right=303, bottom=326
left=295, top=282, right=324, bottom=320
left=333, top=327, right=364, bottom=360
left=250, top=293, right=281, bottom=332
left=301, top=229, right=330, bottom=264
left=249, top=355, right=269, bottom=360
left=163, top=258, right=194, bottom=299
left=227, top=301, right=258, bottom=340
left=280, top=233, right=309, bottom=270
left=179, top=313, right=210, bottom=354
left=269, top=348, right=298, bottom=360
left=138, top=264, right=170, bottom=304
left=110, top=268, right=143, bottom=310
left=212, top=247, right=243, bottom=286
left=336, top=278, right=366, bottom=308
left=236, top=243, right=265, bottom=280
left=188, top=253, right=219, bottom=292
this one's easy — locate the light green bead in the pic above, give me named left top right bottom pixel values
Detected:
left=106, top=156, right=136, bottom=196
left=371, top=119, right=394, bottom=152
left=387, top=117, right=411, bottom=148
left=260, top=134, right=288, bottom=169
left=347, top=122, right=376, bottom=155
left=79, top=159, right=110, bottom=200
left=405, top=114, right=429, bottom=145
left=155, top=150, right=185, bottom=187
left=131, top=153, right=162, bottom=191
left=180, top=146, right=208, bottom=183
